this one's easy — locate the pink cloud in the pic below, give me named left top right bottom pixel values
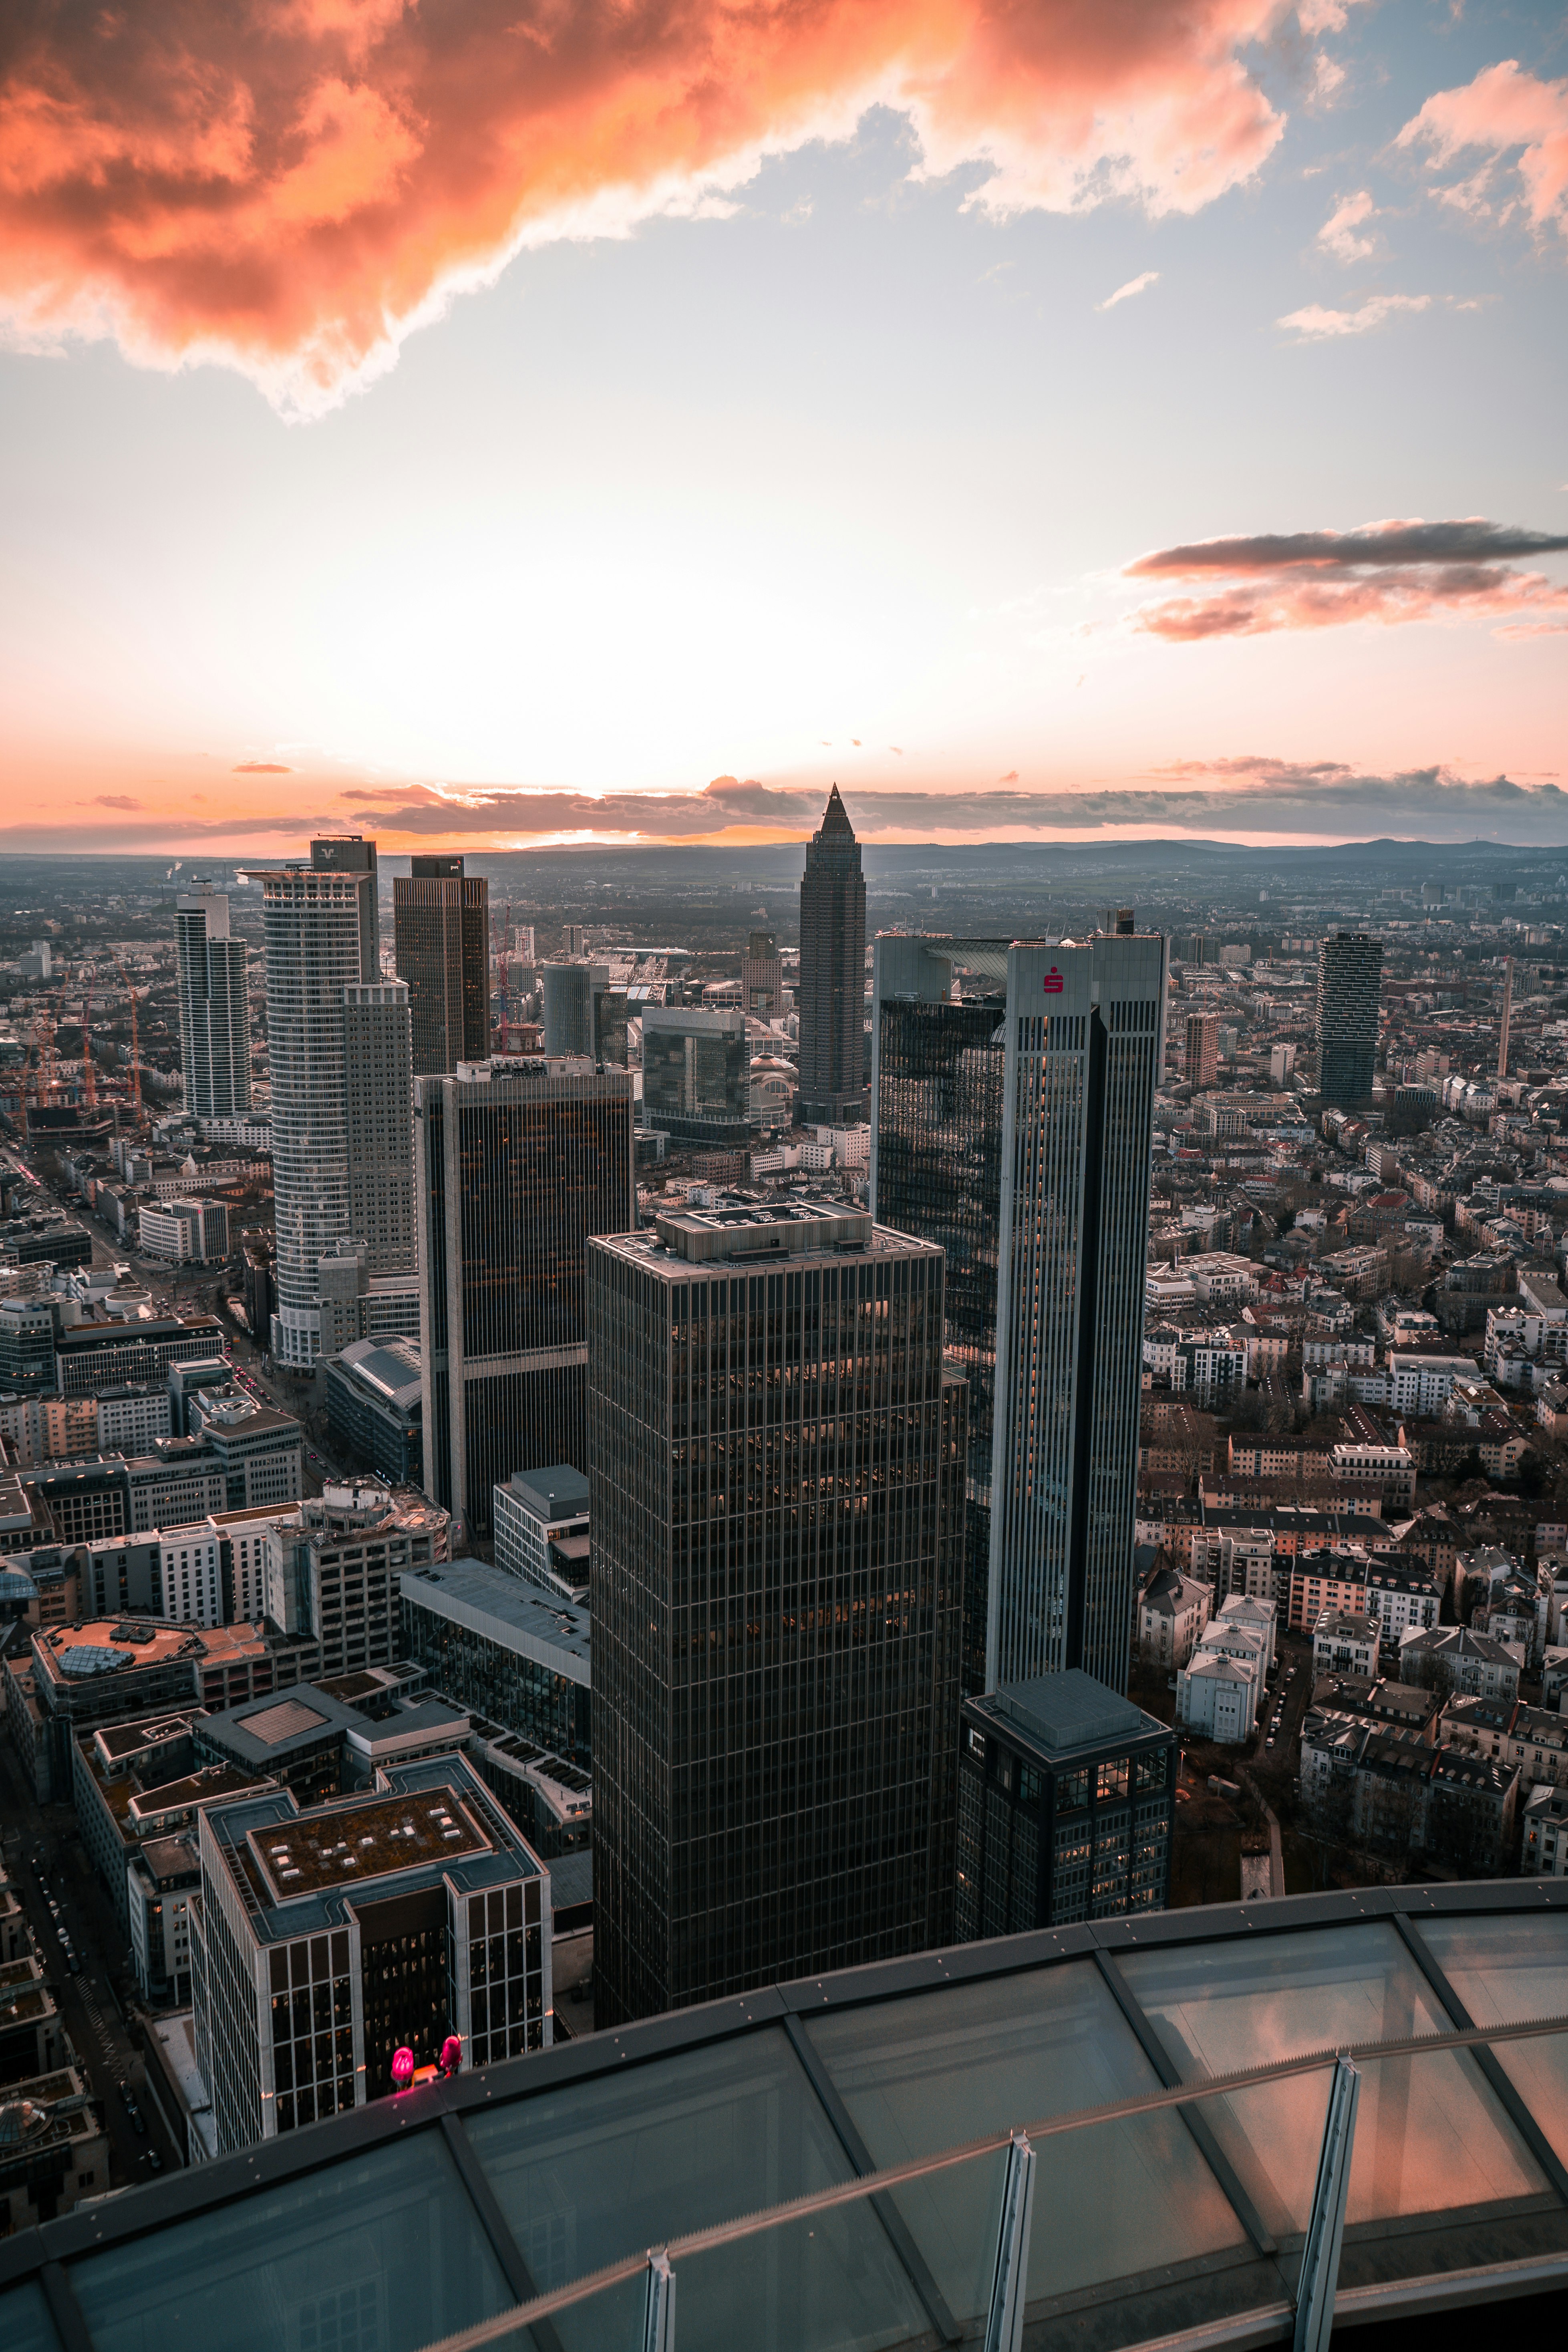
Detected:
left=1397, top=60, right=1568, bottom=242
left=95, top=793, right=143, bottom=809
left=233, top=759, right=293, bottom=773
left=1123, top=516, right=1568, bottom=640
left=1276, top=293, right=1429, bottom=339
left=0, top=0, right=1288, bottom=415
left=1315, top=188, right=1377, bottom=263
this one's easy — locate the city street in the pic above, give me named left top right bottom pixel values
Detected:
left=0, top=1739, right=178, bottom=2189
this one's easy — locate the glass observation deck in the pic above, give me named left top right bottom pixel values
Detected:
left=7, top=1882, right=1568, bottom=2352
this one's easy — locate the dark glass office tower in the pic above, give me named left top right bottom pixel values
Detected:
left=990, top=936, right=1165, bottom=1693
left=872, top=936, right=1008, bottom=1697
left=416, top=1059, right=636, bottom=1545
left=797, top=785, right=867, bottom=1124
left=640, top=1007, right=751, bottom=1144
left=588, top=1196, right=964, bottom=2026
left=175, top=888, right=251, bottom=1118
left=1316, top=931, right=1383, bottom=1106
left=393, top=854, right=489, bottom=1075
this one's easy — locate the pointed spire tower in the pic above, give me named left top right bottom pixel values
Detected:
left=797, top=784, right=868, bottom=1125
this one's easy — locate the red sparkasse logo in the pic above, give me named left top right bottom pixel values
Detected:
left=1043, top=967, right=1064, bottom=995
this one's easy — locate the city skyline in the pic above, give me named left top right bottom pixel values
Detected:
left=2, top=2, right=1565, bottom=851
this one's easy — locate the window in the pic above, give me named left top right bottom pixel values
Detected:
left=1097, top=1758, right=1130, bottom=1802
left=1056, top=1768, right=1089, bottom=1814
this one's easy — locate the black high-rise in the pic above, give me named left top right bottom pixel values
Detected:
left=796, top=785, right=867, bottom=1124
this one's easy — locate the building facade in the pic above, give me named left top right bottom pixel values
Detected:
left=415, top=1057, right=636, bottom=1542
left=324, top=1337, right=423, bottom=1485
left=392, top=854, right=489, bottom=1075
left=400, top=1560, right=590, bottom=1764
left=342, top=980, right=415, bottom=1275
left=491, top=1464, right=590, bottom=1605
left=1316, top=931, right=1383, bottom=1106
left=640, top=1007, right=751, bottom=1146
left=193, top=1754, right=550, bottom=2153
left=175, top=889, right=251, bottom=1119
left=254, top=840, right=380, bottom=1366
left=1184, top=1012, right=1218, bottom=1089
left=588, top=1195, right=964, bottom=2026
left=796, top=785, right=867, bottom=1125
left=956, top=1671, right=1174, bottom=1935
left=260, top=1482, right=447, bottom=1681
left=741, top=928, right=783, bottom=1021
left=871, top=939, right=1007, bottom=1696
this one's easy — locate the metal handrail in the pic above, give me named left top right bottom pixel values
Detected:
left=411, top=2006, right=1568, bottom=2352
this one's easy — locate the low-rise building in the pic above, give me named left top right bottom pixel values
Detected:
left=400, top=1560, right=590, bottom=1766
left=1522, top=1784, right=1568, bottom=1876
left=322, top=1337, right=422, bottom=1486
left=1399, top=1623, right=1523, bottom=1704
left=1440, top=1696, right=1568, bottom=1793
left=1135, top=1564, right=1211, bottom=1670
left=1312, top=1609, right=1380, bottom=1681
left=0, top=2065, right=109, bottom=2227
left=491, top=1464, right=591, bottom=1606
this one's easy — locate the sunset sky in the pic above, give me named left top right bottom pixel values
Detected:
left=2, top=0, right=1566, bottom=854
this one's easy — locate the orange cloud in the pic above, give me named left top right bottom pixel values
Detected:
left=1397, top=60, right=1568, bottom=242
left=1122, top=517, right=1568, bottom=639
left=233, top=760, right=293, bottom=772
left=0, top=0, right=1287, bottom=413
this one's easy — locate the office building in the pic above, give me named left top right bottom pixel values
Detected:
left=416, top=1057, right=635, bottom=1542
left=193, top=1753, right=551, bottom=2151
left=741, top=927, right=784, bottom=1020
left=797, top=784, right=867, bottom=1124
left=588, top=1194, right=965, bottom=2026
left=541, top=961, right=607, bottom=1059
left=139, top=1197, right=230, bottom=1266
left=54, top=1313, right=226, bottom=1398
left=955, top=1670, right=1175, bottom=1935
left=342, top=980, right=415, bottom=1273
left=1185, top=1011, right=1219, bottom=1089
left=1316, top=930, right=1383, bottom=1106
left=393, top=853, right=489, bottom=1074
left=990, top=934, right=1165, bottom=1692
left=872, top=930, right=1164, bottom=1698
left=639, top=1005, right=751, bottom=1145
left=492, top=1464, right=590, bottom=1605
left=261, top=1481, right=449, bottom=1679
left=324, top=1336, right=423, bottom=1484
left=401, top=1559, right=591, bottom=1764
left=871, top=936, right=1006, bottom=1696
left=0, top=1298, right=56, bottom=1395
left=253, top=839, right=381, bottom=1366
left=175, top=888, right=251, bottom=1118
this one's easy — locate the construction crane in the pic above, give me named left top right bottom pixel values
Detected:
left=112, top=960, right=145, bottom=1128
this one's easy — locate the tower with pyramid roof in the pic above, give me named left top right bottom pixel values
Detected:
left=796, top=785, right=868, bottom=1124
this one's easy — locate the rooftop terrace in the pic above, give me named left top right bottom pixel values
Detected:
left=248, top=1788, right=489, bottom=1901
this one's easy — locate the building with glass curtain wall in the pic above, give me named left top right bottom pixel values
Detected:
left=872, top=930, right=1164, bottom=1700
left=956, top=1669, right=1174, bottom=1938
left=587, top=1194, right=966, bottom=2026
left=1316, top=929, right=1383, bottom=1106
left=797, top=784, right=868, bottom=1125
left=248, top=840, right=381, bottom=1367
left=639, top=1005, right=751, bottom=1144
left=392, top=854, right=489, bottom=1075
left=175, top=888, right=251, bottom=1119
left=871, top=938, right=1007, bottom=1697
left=990, top=934, right=1165, bottom=1693
left=415, top=1057, right=636, bottom=1542
left=342, top=980, right=415, bottom=1275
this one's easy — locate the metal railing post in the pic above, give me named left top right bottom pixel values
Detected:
left=982, top=2131, right=1036, bottom=2352
left=641, top=2247, right=676, bottom=2352
left=1294, top=2057, right=1360, bottom=2352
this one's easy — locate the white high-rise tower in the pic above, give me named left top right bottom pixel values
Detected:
left=175, top=888, right=251, bottom=1119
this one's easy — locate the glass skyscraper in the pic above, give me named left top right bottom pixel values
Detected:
left=415, top=1057, right=636, bottom=1545
left=640, top=1005, right=751, bottom=1143
left=871, top=936, right=1007, bottom=1696
left=796, top=785, right=867, bottom=1124
left=393, top=853, right=489, bottom=1075
left=873, top=930, right=1165, bottom=1699
left=1316, top=930, right=1383, bottom=1106
left=175, top=887, right=251, bottom=1118
left=588, top=1196, right=965, bottom=2026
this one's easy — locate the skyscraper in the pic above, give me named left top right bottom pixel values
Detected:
left=541, top=961, right=607, bottom=1058
left=416, top=1057, right=636, bottom=1543
left=640, top=1005, right=751, bottom=1144
left=797, top=785, right=867, bottom=1124
left=1316, top=932, right=1383, bottom=1106
left=255, top=842, right=381, bottom=1365
left=343, top=981, right=415, bottom=1272
left=871, top=936, right=1007, bottom=1696
left=175, top=888, right=251, bottom=1118
left=991, top=935, right=1165, bottom=1692
left=393, top=854, right=489, bottom=1074
left=1185, top=1011, right=1218, bottom=1089
left=588, top=1195, right=965, bottom=2027
left=872, top=932, right=1165, bottom=1700
left=741, top=928, right=783, bottom=1020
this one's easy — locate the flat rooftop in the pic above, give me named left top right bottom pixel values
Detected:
left=402, top=1562, right=590, bottom=1677
left=504, top=1464, right=590, bottom=1523
left=248, top=1787, right=490, bottom=1901
left=34, top=1617, right=274, bottom=1685
left=982, top=1668, right=1161, bottom=1755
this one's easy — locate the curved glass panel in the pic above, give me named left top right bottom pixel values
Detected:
left=1420, top=1911, right=1568, bottom=2167
left=0, top=2280, right=59, bottom=2352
